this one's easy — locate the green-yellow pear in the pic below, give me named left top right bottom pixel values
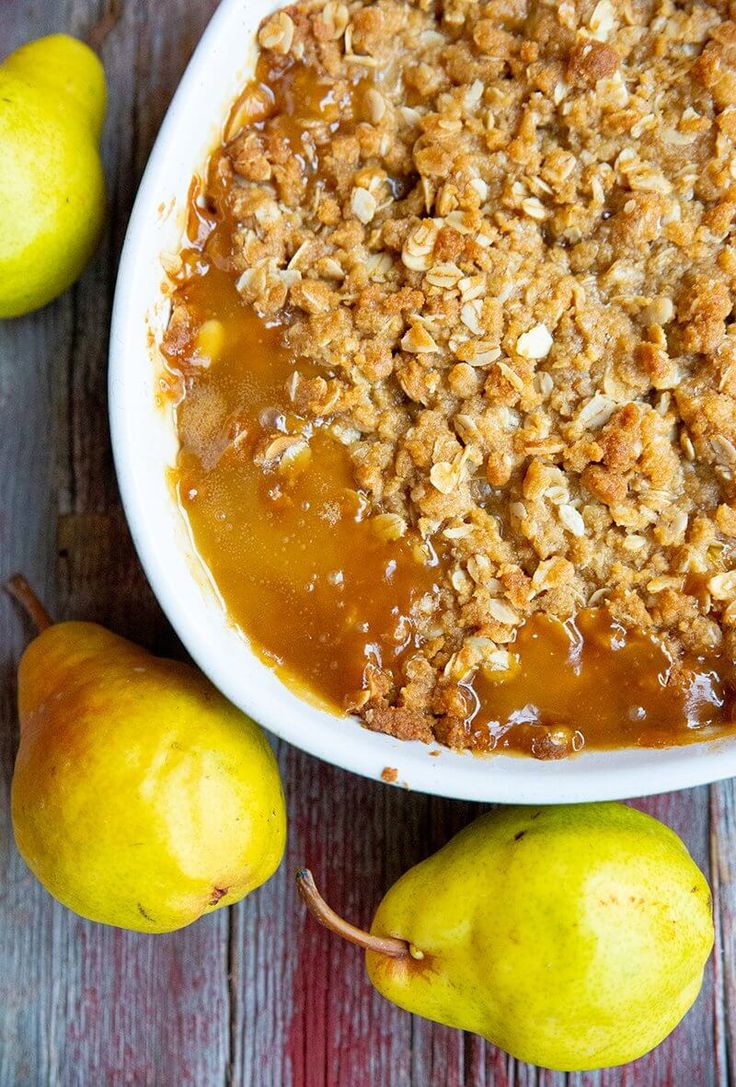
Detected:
left=8, top=576, right=286, bottom=933
left=298, top=802, right=713, bottom=1071
left=0, top=34, right=106, bottom=318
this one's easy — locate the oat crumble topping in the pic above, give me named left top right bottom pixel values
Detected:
left=167, top=0, right=736, bottom=752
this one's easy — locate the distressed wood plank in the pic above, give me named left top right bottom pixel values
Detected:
left=231, top=754, right=488, bottom=1087
left=0, top=1, right=229, bottom=1085
left=712, top=779, right=736, bottom=1087
left=0, top=302, right=70, bottom=1087
left=232, top=746, right=419, bottom=1087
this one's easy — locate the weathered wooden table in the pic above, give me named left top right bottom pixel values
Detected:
left=1, top=2, right=735, bottom=1084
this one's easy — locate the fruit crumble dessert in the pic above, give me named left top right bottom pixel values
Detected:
left=162, top=0, right=736, bottom=757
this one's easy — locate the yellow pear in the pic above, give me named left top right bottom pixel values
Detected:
left=8, top=576, right=286, bottom=932
left=0, top=35, right=106, bottom=318
left=298, top=802, right=713, bottom=1071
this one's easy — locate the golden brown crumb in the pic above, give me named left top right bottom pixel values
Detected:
left=567, top=40, right=619, bottom=86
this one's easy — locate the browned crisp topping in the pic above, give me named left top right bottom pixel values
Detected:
left=380, top=766, right=399, bottom=783
left=164, top=0, right=736, bottom=755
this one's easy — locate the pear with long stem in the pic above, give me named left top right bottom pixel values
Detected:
left=297, top=802, right=714, bottom=1071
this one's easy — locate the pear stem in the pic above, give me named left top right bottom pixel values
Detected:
left=295, top=868, right=411, bottom=959
left=5, top=575, right=53, bottom=633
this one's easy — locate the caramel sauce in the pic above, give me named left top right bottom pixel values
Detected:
left=229, top=56, right=361, bottom=170
left=161, top=51, right=736, bottom=756
left=468, top=611, right=732, bottom=757
left=164, top=265, right=440, bottom=712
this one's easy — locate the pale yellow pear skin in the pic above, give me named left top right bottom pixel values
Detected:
left=12, top=621, right=286, bottom=932
left=366, top=803, right=713, bottom=1071
left=0, top=35, right=106, bottom=318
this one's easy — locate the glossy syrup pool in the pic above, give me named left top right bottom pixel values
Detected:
left=165, top=264, right=441, bottom=714
left=160, top=55, right=736, bottom=757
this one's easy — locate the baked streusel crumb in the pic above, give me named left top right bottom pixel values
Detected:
left=165, top=0, right=736, bottom=754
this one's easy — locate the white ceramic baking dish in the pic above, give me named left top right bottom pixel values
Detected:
left=109, top=0, right=736, bottom=802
